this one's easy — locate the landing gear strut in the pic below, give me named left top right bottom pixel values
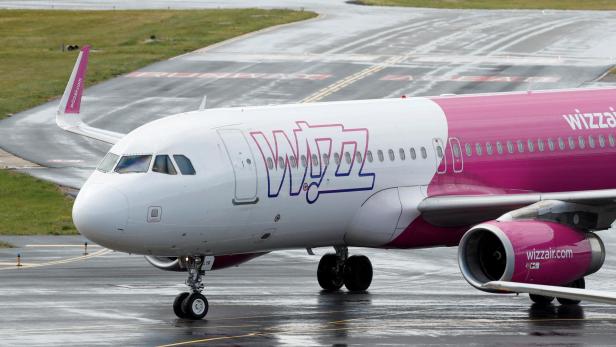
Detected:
left=317, top=246, right=373, bottom=292
left=173, top=256, right=209, bottom=320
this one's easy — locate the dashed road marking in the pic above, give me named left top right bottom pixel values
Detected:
left=300, top=55, right=407, bottom=103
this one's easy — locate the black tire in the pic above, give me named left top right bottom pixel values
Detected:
left=557, top=278, right=585, bottom=305
left=181, top=293, right=209, bottom=320
left=529, top=294, right=554, bottom=305
left=343, top=255, right=373, bottom=292
left=317, top=253, right=343, bottom=291
left=173, top=292, right=190, bottom=319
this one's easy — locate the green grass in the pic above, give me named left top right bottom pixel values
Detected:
left=0, top=240, right=15, bottom=248
left=0, top=9, right=316, bottom=119
left=354, top=0, right=616, bottom=10
left=0, top=8, right=315, bottom=235
left=0, top=170, right=76, bottom=235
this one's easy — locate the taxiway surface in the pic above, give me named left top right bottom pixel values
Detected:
left=1, top=1, right=616, bottom=187
left=1, top=233, right=616, bottom=346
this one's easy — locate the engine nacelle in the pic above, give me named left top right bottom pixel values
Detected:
left=144, top=256, right=185, bottom=271
left=145, top=253, right=266, bottom=272
left=458, top=220, right=604, bottom=292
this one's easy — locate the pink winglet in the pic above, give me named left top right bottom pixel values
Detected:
left=64, top=45, right=90, bottom=114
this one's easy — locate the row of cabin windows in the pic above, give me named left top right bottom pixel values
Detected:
left=264, top=146, right=431, bottom=170
left=463, top=134, right=616, bottom=157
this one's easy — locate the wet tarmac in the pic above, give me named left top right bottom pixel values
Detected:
left=1, top=1, right=616, bottom=187
left=2, top=233, right=616, bottom=346
left=2, top=1, right=616, bottom=346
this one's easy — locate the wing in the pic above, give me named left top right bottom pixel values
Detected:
left=418, top=189, right=616, bottom=230
left=56, top=45, right=125, bottom=144
left=484, top=281, right=616, bottom=305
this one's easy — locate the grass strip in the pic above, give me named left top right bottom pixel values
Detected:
left=353, top=0, right=616, bottom=10
left=0, top=8, right=315, bottom=234
left=0, top=8, right=316, bottom=119
left=0, top=170, right=76, bottom=235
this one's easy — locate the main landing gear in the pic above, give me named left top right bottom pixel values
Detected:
left=173, top=256, right=209, bottom=320
left=317, top=246, right=373, bottom=292
left=529, top=277, right=585, bottom=306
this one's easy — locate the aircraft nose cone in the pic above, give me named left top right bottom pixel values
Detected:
left=73, top=183, right=128, bottom=249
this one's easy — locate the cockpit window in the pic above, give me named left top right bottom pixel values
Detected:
left=97, top=152, right=119, bottom=173
left=152, top=155, right=177, bottom=175
left=115, top=155, right=152, bottom=174
left=173, top=155, right=196, bottom=175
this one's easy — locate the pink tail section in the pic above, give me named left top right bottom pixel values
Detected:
left=64, top=45, right=90, bottom=114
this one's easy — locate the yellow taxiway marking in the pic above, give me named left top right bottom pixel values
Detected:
left=0, top=248, right=112, bottom=271
left=24, top=244, right=102, bottom=248
left=300, top=55, right=406, bottom=103
left=157, top=332, right=261, bottom=347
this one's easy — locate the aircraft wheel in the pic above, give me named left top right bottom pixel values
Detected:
left=181, top=292, right=209, bottom=320
left=343, top=255, right=373, bottom=292
left=173, top=292, right=190, bottom=319
left=529, top=294, right=554, bottom=305
left=557, top=278, right=585, bottom=305
left=318, top=253, right=344, bottom=291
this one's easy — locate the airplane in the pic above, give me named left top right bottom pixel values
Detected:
left=57, top=45, right=616, bottom=320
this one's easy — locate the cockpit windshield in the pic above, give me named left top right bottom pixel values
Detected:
left=173, top=155, right=196, bottom=175
left=97, top=153, right=119, bottom=173
left=152, top=155, right=177, bottom=175
left=115, top=155, right=152, bottom=174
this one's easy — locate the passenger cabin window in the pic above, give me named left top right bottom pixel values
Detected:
left=527, top=139, right=535, bottom=152
left=558, top=137, right=565, bottom=150
left=588, top=135, right=595, bottom=149
left=399, top=148, right=406, bottom=160
left=475, top=143, right=482, bottom=156
left=465, top=144, right=472, bottom=157
left=345, top=152, right=352, bottom=164
left=97, top=152, right=119, bottom=173
left=516, top=140, right=524, bottom=153
left=367, top=150, right=374, bottom=163
left=420, top=147, right=427, bottom=159
left=267, top=157, right=274, bottom=170
left=173, top=155, right=196, bottom=175
left=506, top=141, right=514, bottom=154
left=568, top=136, right=576, bottom=150
left=486, top=142, right=493, bottom=155
left=322, top=154, right=329, bottom=166
left=436, top=146, right=444, bottom=158
left=548, top=138, right=555, bottom=151
left=388, top=149, right=395, bottom=161
left=152, top=155, right=177, bottom=175
left=496, top=141, right=503, bottom=155
left=377, top=150, right=384, bottom=162
left=599, top=135, right=606, bottom=148
left=610, top=134, right=616, bottom=147
left=538, top=139, right=545, bottom=152
left=115, top=155, right=152, bottom=174
left=578, top=136, right=586, bottom=149
left=410, top=148, right=417, bottom=160
left=356, top=151, right=363, bottom=163
left=334, top=153, right=340, bottom=165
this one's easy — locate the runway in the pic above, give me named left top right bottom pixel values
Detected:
left=1, top=1, right=616, bottom=187
left=2, top=233, right=616, bottom=346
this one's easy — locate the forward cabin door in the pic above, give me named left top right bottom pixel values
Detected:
left=218, top=129, right=259, bottom=205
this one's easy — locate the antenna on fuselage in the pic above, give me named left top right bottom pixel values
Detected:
left=198, top=95, right=208, bottom=110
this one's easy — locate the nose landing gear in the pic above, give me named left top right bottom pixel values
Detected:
left=173, top=256, right=209, bottom=320
left=317, top=246, right=373, bottom=292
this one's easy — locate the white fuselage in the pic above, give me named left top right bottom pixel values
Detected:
left=73, top=97, right=447, bottom=256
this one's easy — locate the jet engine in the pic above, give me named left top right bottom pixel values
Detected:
left=458, top=220, right=605, bottom=292
left=144, top=256, right=185, bottom=271
left=145, top=253, right=267, bottom=272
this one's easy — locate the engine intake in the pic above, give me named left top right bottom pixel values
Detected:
left=458, top=220, right=604, bottom=292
